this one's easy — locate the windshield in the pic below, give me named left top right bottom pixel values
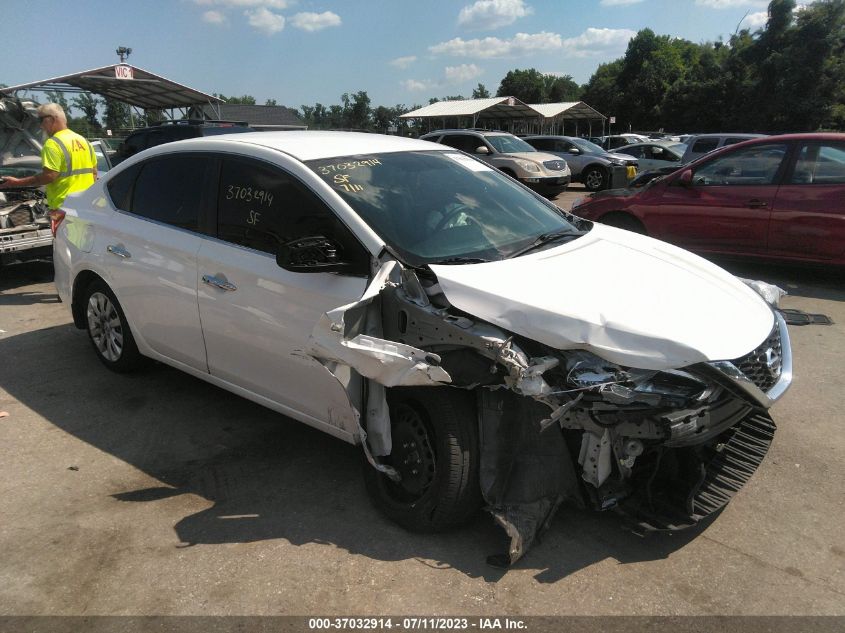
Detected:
left=570, top=138, right=605, bottom=154
left=307, top=150, right=585, bottom=267
left=486, top=135, right=536, bottom=154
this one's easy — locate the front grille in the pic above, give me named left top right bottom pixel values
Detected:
left=735, top=325, right=783, bottom=392
left=543, top=160, right=566, bottom=171
left=689, top=412, right=776, bottom=520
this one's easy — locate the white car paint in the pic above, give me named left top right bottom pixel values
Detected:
left=432, top=222, right=774, bottom=370
left=54, top=131, right=778, bottom=447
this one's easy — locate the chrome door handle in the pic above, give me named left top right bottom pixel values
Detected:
left=202, top=274, right=237, bottom=292
left=107, top=244, right=131, bottom=259
left=746, top=199, right=768, bottom=209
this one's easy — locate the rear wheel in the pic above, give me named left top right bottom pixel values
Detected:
left=363, top=387, right=482, bottom=532
left=83, top=279, right=144, bottom=372
left=583, top=166, right=607, bottom=191
left=600, top=212, right=646, bottom=234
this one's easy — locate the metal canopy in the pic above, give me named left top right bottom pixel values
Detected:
left=400, top=97, right=543, bottom=120
left=0, top=64, right=223, bottom=110
left=528, top=101, right=606, bottom=121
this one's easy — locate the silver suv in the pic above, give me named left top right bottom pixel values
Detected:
left=420, top=129, right=570, bottom=197
left=524, top=135, right=639, bottom=191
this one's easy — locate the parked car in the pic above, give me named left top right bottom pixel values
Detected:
left=680, top=133, right=767, bottom=164
left=419, top=129, right=570, bottom=197
left=595, top=133, right=651, bottom=150
left=523, top=135, right=638, bottom=191
left=627, top=165, right=681, bottom=188
left=0, top=96, right=52, bottom=266
left=613, top=141, right=687, bottom=172
left=572, top=133, right=845, bottom=266
left=112, top=119, right=254, bottom=165
left=52, top=131, right=792, bottom=565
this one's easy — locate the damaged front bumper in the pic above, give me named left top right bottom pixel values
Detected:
left=305, top=258, right=792, bottom=566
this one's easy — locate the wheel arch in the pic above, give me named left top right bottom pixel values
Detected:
left=71, top=270, right=107, bottom=329
left=598, top=211, right=647, bottom=234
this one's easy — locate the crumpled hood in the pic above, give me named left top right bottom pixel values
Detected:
left=430, top=223, right=774, bottom=370
left=0, top=97, right=43, bottom=170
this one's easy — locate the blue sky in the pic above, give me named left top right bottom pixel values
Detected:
left=2, top=0, right=776, bottom=110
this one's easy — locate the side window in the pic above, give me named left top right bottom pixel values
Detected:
left=440, top=134, right=482, bottom=153
left=724, top=137, right=750, bottom=147
left=131, top=155, right=210, bottom=230
left=616, top=146, right=641, bottom=158
left=105, top=163, right=141, bottom=211
left=528, top=138, right=554, bottom=151
left=693, top=143, right=788, bottom=186
left=691, top=138, right=719, bottom=155
left=789, top=143, right=845, bottom=185
left=217, top=158, right=369, bottom=273
left=556, top=141, right=574, bottom=152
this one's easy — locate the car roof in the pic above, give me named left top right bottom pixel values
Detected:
left=423, top=129, right=512, bottom=137
left=138, top=130, right=448, bottom=162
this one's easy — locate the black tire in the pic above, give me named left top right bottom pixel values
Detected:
left=82, top=279, right=144, bottom=373
left=600, top=212, right=647, bottom=235
left=583, top=165, right=607, bottom=191
left=363, top=387, right=482, bottom=532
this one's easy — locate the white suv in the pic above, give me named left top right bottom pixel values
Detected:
left=420, top=129, right=570, bottom=198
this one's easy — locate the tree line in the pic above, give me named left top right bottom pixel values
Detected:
left=4, top=0, right=841, bottom=137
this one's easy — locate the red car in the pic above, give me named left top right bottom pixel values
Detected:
left=571, top=133, right=845, bottom=266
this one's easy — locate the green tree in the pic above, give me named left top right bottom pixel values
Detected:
left=71, top=92, right=102, bottom=136
left=103, top=98, right=131, bottom=132
left=214, top=93, right=256, bottom=105
left=471, top=83, right=490, bottom=98
left=496, top=68, right=546, bottom=103
left=265, top=98, right=277, bottom=106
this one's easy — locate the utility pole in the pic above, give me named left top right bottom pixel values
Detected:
left=115, top=46, right=134, bottom=129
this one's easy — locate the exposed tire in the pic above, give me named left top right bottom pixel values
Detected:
left=600, top=212, right=647, bottom=235
left=583, top=166, right=607, bottom=191
left=363, top=387, right=482, bottom=532
left=83, top=278, right=144, bottom=373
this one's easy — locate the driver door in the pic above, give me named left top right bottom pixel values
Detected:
left=196, top=155, right=370, bottom=424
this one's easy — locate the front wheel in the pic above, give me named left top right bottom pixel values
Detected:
left=363, top=387, right=482, bottom=532
left=583, top=166, right=607, bottom=191
left=83, top=279, right=144, bottom=372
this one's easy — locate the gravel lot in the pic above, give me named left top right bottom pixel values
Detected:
left=1, top=202, right=843, bottom=620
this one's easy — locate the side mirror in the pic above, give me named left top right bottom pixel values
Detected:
left=276, top=235, right=350, bottom=273
left=475, top=146, right=490, bottom=155
left=568, top=148, right=581, bottom=155
left=676, top=169, right=694, bottom=186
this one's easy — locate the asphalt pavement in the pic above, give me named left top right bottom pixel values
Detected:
left=0, top=214, right=843, bottom=621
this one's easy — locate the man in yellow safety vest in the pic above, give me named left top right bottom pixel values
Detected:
left=0, top=102, right=97, bottom=209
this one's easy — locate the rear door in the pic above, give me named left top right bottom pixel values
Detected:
left=769, top=140, right=845, bottom=262
left=101, top=154, right=212, bottom=370
left=196, top=154, right=370, bottom=425
left=646, top=142, right=788, bottom=255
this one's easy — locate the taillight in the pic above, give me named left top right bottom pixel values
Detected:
left=49, top=209, right=66, bottom=238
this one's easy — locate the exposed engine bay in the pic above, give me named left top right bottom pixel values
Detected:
left=307, top=258, right=790, bottom=566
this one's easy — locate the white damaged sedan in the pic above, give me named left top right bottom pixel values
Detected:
left=53, top=131, right=791, bottom=566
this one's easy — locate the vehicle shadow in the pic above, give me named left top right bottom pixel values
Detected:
left=1, top=324, right=706, bottom=583
left=0, top=260, right=59, bottom=303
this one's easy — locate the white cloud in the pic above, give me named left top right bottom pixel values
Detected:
left=390, top=56, right=418, bottom=69
left=402, top=79, right=434, bottom=92
left=245, top=7, right=285, bottom=34
left=429, top=32, right=563, bottom=58
left=742, top=10, right=769, bottom=28
left=600, top=0, right=644, bottom=5
left=290, top=11, right=342, bottom=31
left=202, top=10, right=227, bottom=24
left=194, top=0, right=290, bottom=8
left=457, top=0, right=533, bottom=31
left=695, top=0, right=767, bottom=9
left=444, top=64, right=483, bottom=83
left=429, top=28, right=634, bottom=60
left=562, top=27, right=636, bottom=57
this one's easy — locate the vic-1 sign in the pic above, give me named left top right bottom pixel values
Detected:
left=115, top=65, right=134, bottom=80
